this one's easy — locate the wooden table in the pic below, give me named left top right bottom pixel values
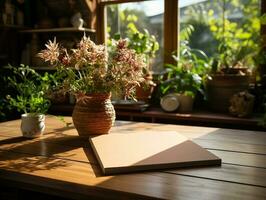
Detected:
left=0, top=116, right=265, bottom=199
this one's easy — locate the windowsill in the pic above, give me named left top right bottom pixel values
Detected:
left=116, top=107, right=263, bottom=130
left=49, top=104, right=265, bottom=131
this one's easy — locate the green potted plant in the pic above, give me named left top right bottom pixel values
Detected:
left=42, top=70, right=69, bottom=104
left=205, top=45, right=253, bottom=113
left=160, top=41, right=208, bottom=113
left=127, top=27, right=159, bottom=102
left=5, top=65, right=51, bottom=138
left=205, top=0, right=258, bottom=113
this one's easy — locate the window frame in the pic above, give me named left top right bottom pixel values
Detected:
left=96, top=0, right=265, bottom=67
left=97, top=0, right=178, bottom=66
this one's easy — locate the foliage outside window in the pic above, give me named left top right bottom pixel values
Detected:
left=106, top=0, right=164, bottom=72
left=179, top=0, right=260, bottom=73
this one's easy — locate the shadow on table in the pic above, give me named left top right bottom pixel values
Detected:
left=0, top=134, right=87, bottom=172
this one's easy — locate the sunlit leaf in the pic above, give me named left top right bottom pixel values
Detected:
left=208, top=9, right=214, bottom=16
left=210, top=25, right=218, bottom=32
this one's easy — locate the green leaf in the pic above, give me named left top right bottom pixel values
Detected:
left=260, top=13, right=266, bottom=25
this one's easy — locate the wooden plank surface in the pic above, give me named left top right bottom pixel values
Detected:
left=1, top=151, right=266, bottom=200
left=0, top=134, right=265, bottom=187
left=0, top=116, right=266, bottom=199
left=194, top=139, right=266, bottom=155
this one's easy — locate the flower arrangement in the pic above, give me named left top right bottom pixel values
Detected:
left=38, top=35, right=145, bottom=98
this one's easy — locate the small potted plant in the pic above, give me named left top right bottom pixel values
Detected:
left=160, top=41, right=208, bottom=113
left=128, top=28, right=159, bottom=102
left=205, top=46, right=254, bottom=113
left=111, top=26, right=159, bottom=102
left=5, top=65, right=50, bottom=138
left=43, top=71, right=69, bottom=104
left=205, top=0, right=257, bottom=113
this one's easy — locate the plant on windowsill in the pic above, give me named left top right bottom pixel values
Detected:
left=160, top=41, right=209, bottom=113
left=128, top=27, right=159, bottom=103
left=111, top=25, right=159, bottom=103
left=205, top=0, right=258, bottom=113
left=5, top=65, right=51, bottom=138
left=205, top=44, right=254, bottom=113
left=38, top=36, right=145, bottom=136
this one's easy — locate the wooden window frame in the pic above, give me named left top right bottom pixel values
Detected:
left=96, top=0, right=265, bottom=67
left=96, top=0, right=178, bottom=66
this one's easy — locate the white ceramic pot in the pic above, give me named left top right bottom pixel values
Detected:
left=161, top=93, right=194, bottom=113
left=160, top=93, right=180, bottom=112
left=21, top=113, right=45, bottom=138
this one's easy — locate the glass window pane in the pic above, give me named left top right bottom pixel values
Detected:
left=106, top=0, right=164, bottom=72
left=179, top=0, right=260, bottom=68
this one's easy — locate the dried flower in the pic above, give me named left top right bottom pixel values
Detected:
left=38, top=38, right=60, bottom=65
left=38, top=36, right=145, bottom=98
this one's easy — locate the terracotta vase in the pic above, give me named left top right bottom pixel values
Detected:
left=136, top=74, right=156, bottom=103
left=176, top=94, right=194, bottom=113
left=72, top=93, right=115, bottom=136
left=136, top=83, right=156, bottom=103
left=206, top=74, right=250, bottom=113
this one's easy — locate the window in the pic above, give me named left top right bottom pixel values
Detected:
left=179, top=0, right=260, bottom=68
left=105, top=0, right=164, bottom=72
left=99, top=0, right=262, bottom=69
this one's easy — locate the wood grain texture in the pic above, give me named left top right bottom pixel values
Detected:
left=1, top=151, right=266, bottom=200
left=194, top=139, right=266, bottom=155
left=0, top=135, right=265, bottom=187
left=0, top=116, right=266, bottom=199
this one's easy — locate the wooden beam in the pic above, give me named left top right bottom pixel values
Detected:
left=164, top=0, right=178, bottom=65
left=75, top=0, right=97, bottom=30
left=96, top=0, right=107, bottom=44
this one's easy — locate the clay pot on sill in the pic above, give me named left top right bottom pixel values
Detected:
left=206, top=74, right=250, bottom=113
left=136, top=74, right=156, bottom=103
left=176, top=93, right=194, bottom=113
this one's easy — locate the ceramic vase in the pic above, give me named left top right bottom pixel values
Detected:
left=21, top=113, right=45, bottom=138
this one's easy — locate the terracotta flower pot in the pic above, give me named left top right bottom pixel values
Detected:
left=206, top=74, right=250, bottom=113
left=136, top=77, right=156, bottom=103
left=72, top=93, right=115, bottom=136
left=176, top=94, right=194, bottom=113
